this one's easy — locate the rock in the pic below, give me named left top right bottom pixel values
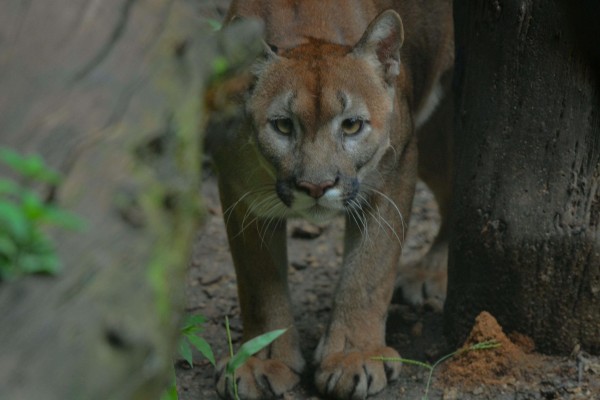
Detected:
left=291, top=222, right=324, bottom=239
left=291, top=261, right=308, bottom=271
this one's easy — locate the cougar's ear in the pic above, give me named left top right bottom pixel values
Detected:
left=251, top=40, right=281, bottom=77
left=352, top=10, right=404, bottom=85
left=262, top=41, right=280, bottom=60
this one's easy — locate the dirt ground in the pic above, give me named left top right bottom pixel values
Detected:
left=176, top=167, right=600, bottom=400
left=176, top=2, right=600, bottom=399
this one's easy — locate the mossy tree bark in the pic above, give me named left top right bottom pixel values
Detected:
left=445, top=0, right=600, bottom=355
left=0, top=1, right=260, bottom=398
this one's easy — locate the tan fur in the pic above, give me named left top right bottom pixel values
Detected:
left=210, top=1, right=453, bottom=399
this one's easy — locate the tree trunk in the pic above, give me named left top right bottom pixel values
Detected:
left=0, top=1, right=260, bottom=398
left=445, top=0, right=600, bottom=355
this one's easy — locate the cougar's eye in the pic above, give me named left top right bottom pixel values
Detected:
left=270, top=118, right=293, bottom=135
left=341, top=118, right=364, bottom=135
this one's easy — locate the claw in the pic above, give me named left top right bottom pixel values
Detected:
left=216, top=356, right=302, bottom=399
left=383, top=363, right=394, bottom=381
left=259, top=374, right=276, bottom=398
left=316, top=348, right=401, bottom=399
left=363, top=365, right=374, bottom=390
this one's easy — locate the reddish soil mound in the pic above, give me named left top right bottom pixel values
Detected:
left=440, top=311, right=539, bottom=388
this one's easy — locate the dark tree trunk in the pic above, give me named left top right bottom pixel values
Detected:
left=0, top=1, right=260, bottom=398
left=445, top=0, right=600, bottom=355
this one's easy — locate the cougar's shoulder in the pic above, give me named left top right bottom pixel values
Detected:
left=226, top=0, right=379, bottom=48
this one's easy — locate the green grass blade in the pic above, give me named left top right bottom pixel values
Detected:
left=422, top=340, right=502, bottom=399
left=186, top=334, right=215, bottom=366
left=224, top=316, right=239, bottom=399
left=226, top=328, right=287, bottom=375
left=225, top=316, right=234, bottom=358
left=469, top=340, right=501, bottom=351
left=371, top=356, right=433, bottom=370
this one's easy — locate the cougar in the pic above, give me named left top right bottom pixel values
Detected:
left=209, top=1, right=454, bottom=398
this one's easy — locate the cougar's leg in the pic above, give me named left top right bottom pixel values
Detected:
left=314, top=139, right=418, bottom=399
left=214, top=180, right=304, bottom=399
left=397, top=76, right=453, bottom=309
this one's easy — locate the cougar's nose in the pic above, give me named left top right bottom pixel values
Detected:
left=295, top=179, right=335, bottom=199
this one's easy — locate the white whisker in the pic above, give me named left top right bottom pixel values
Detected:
left=374, top=203, right=403, bottom=247
left=346, top=198, right=371, bottom=247
left=258, top=198, right=287, bottom=246
left=354, top=195, right=374, bottom=247
left=230, top=187, right=279, bottom=238
left=223, top=191, right=253, bottom=225
left=361, top=185, right=406, bottom=246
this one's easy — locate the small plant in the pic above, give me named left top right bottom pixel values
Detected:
left=179, top=314, right=216, bottom=368
left=0, top=147, right=83, bottom=280
left=161, top=314, right=284, bottom=400
left=372, top=340, right=501, bottom=400
left=204, top=17, right=222, bottom=32
left=225, top=316, right=288, bottom=400
left=161, top=314, right=216, bottom=400
left=160, top=373, right=179, bottom=400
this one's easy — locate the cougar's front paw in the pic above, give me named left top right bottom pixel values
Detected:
left=396, top=243, right=447, bottom=310
left=315, top=347, right=401, bottom=400
left=215, top=357, right=302, bottom=399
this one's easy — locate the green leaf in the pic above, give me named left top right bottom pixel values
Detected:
left=17, top=252, right=60, bottom=275
left=183, top=314, right=207, bottom=328
left=0, top=236, right=17, bottom=257
left=21, top=191, right=46, bottom=221
left=0, top=179, right=21, bottom=196
left=14, top=231, right=62, bottom=276
left=226, top=328, right=287, bottom=374
left=206, top=18, right=222, bottom=31
left=0, top=201, right=31, bottom=241
left=179, top=339, right=193, bottom=367
left=17, top=253, right=43, bottom=274
left=160, top=382, right=178, bottom=400
left=0, top=148, right=60, bottom=184
left=186, top=334, right=215, bottom=366
left=0, top=257, right=15, bottom=280
left=26, top=154, right=59, bottom=183
left=212, top=56, right=229, bottom=77
left=181, top=314, right=206, bottom=335
left=0, top=148, right=27, bottom=172
left=41, top=207, right=85, bottom=230
left=27, top=230, right=55, bottom=253
left=181, top=326, right=198, bottom=336
left=36, top=253, right=61, bottom=275
left=32, top=166, right=61, bottom=185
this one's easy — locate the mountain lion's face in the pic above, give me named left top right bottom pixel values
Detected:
left=247, top=40, right=399, bottom=223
